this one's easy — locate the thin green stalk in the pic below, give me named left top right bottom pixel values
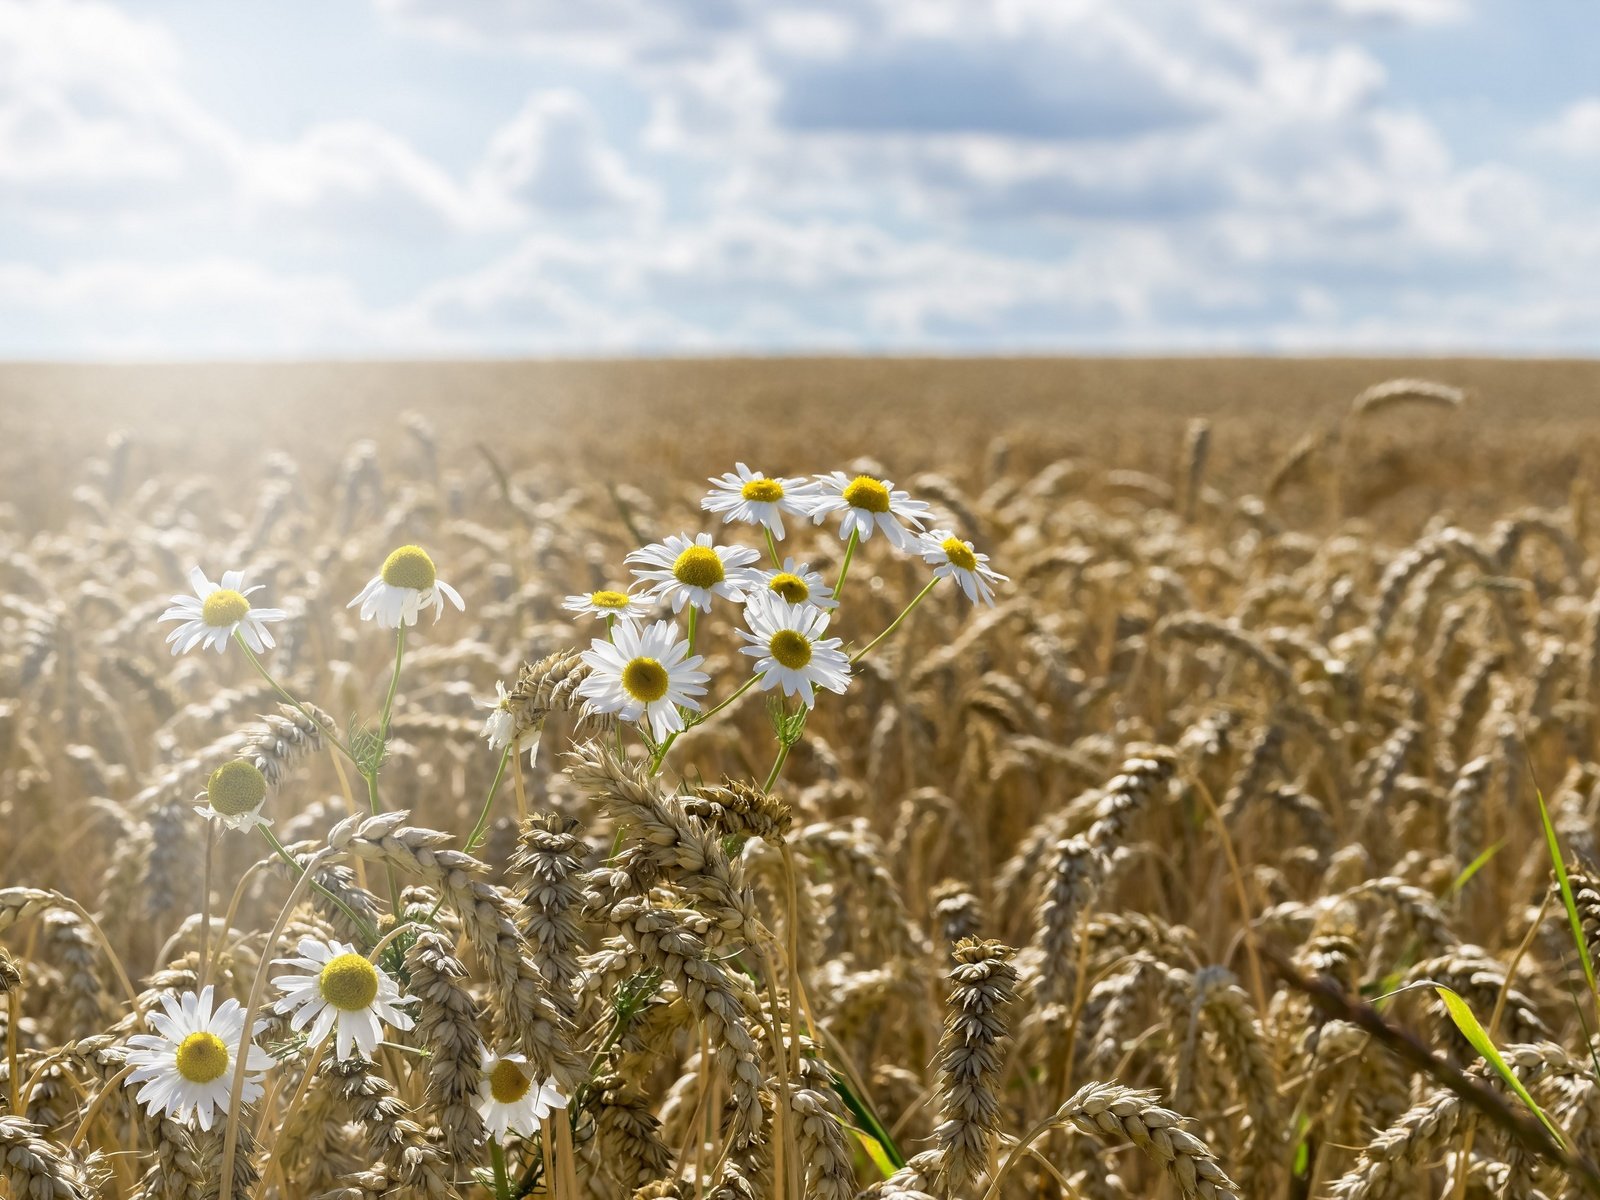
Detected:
left=464, top=744, right=514, bottom=854
left=763, top=742, right=793, bottom=793
left=764, top=526, right=783, bottom=567
left=490, top=1136, right=512, bottom=1200
left=686, top=605, right=699, bottom=654
left=832, top=528, right=860, bottom=602
left=235, top=634, right=357, bottom=763
left=256, top=825, right=379, bottom=944
left=851, top=577, right=939, bottom=665
left=651, top=674, right=763, bottom=770
left=379, top=624, right=406, bottom=744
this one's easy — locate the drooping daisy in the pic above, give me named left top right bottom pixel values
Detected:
left=919, top=529, right=1008, bottom=607
left=576, top=619, right=708, bottom=742
left=562, top=588, right=653, bottom=624
left=348, top=545, right=464, bottom=628
left=477, top=1048, right=569, bottom=1138
left=272, top=938, right=416, bottom=1061
left=757, top=557, right=838, bottom=610
left=194, top=759, right=271, bottom=831
left=161, top=567, right=287, bottom=656
left=626, top=533, right=761, bottom=614
left=482, top=679, right=542, bottom=766
left=700, top=463, right=819, bottom=540
left=808, top=472, right=932, bottom=551
left=124, top=985, right=273, bottom=1131
left=738, top=597, right=851, bottom=708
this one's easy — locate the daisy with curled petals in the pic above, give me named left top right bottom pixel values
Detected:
left=124, top=985, right=273, bottom=1131
left=562, top=588, right=652, bottom=625
left=577, top=618, right=708, bottom=742
left=808, top=472, right=932, bottom=552
left=348, top=544, right=464, bottom=628
left=626, top=532, right=761, bottom=614
left=272, top=937, right=416, bottom=1061
left=758, top=557, right=837, bottom=610
left=738, top=597, right=851, bottom=708
left=919, top=529, right=1008, bottom=607
left=194, top=759, right=271, bottom=831
left=701, top=462, right=818, bottom=540
left=161, top=566, right=287, bottom=656
left=478, top=1048, right=569, bottom=1138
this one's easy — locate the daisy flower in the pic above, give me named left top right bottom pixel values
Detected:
left=562, top=588, right=653, bottom=624
left=576, top=619, right=708, bottom=742
left=738, top=597, right=851, bottom=708
left=124, top=985, right=273, bottom=1131
left=160, top=567, right=287, bottom=656
left=272, top=938, right=416, bottom=1061
left=626, top=533, right=761, bottom=614
left=348, top=544, right=464, bottom=628
left=808, top=472, right=932, bottom=552
left=700, top=463, right=818, bottom=540
left=477, top=1048, right=569, bottom=1139
left=919, top=529, right=1008, bottom=607
left=194, top=759, right=271, bottom=831
left=757, top=557, right=837, bottom=610
left=482, top=680, right=542, bottom=766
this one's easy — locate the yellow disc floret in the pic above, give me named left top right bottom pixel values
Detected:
left=621, top=657, right=670, bottom=703
left=381, top=545, right=437, bottom=591
left=201, top=589, right=250, bottom=627
left=941, top=537, right=978, bottom=571
left=319, top=953, right=380, bottom=1011
left=768, top=573, right=810, bottom=604
left=206, top=760, right=267, bottom=816
left=841, top=476, right=891, bottom=514
left=672, top=545, right=725, bottom=590
left=769, top=629, right=812, bottom=670
left=740, top=478, right=784, bottom=503
left=590, top=590, right=631, bottom=610
left=175, top=1031, right=230, bottom=1084
left=489, top=1057, right=533, bottom=1104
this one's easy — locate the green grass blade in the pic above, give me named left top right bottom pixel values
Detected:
left=1534, top=782, right=1598, bottom=998
left=1434, top=985, right=1568, bottom=1149
left=1446, top=840, right=1503, bottom=897
left=829, top=1070, right=906, bottom=1170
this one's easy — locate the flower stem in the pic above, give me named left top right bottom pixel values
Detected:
left=763, top=742, right=793, bottom=793
left=686, top=605, right=698, bottom=654
left=832, top=528, right=860, bottom=602
left=491, top=1136, right=512, bottom=1200
left=379, top=624, right=406, bottom=745
left=650, top=674, right=762, bottom=772
left=235, top=635, right=357, bottom=763
left=464, top=744, right=514, bottom=854
left=851, top=577, right=940, bottom=665
left=256, top=825, right=379, bottom=944
left=764, top=526, right=782, bottom=567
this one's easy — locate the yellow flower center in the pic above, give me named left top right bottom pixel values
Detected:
left=941, top=537, right=978, bottom=571
left=590, top=590, right=631, bottom=610
left=740, top=478, right=784, bottom=503
left=489, top=1058, right=533, bottom=1104
left=672, top=545, right=724, bottom=590
left=381, top=545, right=437, bottom=591
left=206, top=760, right=267, bottom=816
left=201, top=589, right=250, bottom=627
left=621, top=657, right=670, bottom=704
left=841, top=476, right=891, bottom=514
left=319, top=953, right=380, bottom=1011
left=174, top=1031, right=230, bottom=1084
left=768, top=573, right=810, bottom=604
left=769, top=629, right=812, bottom=670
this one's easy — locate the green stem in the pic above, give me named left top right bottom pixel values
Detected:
left=763, top=742, right=793, bottom=793
left=686, top=605, right=698, bottom=654
left=832, top=528, right=860, bottom=602
left=490, top=1136, right=512, bottom=1200
left=464, top=745, right=514, bottom=854
left=256, top=826, right=378, bottom=944
left=379, top=624, right=406, bottom=745
left=235, top=635, right=357, bottom=763
left=851, top=577, right=940, bottom=665
left=650, top=674, right=762, bottom=772
left=764, top=526, right=783, bottom=567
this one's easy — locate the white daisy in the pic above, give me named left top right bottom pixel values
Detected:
left=194, top=760, right=272, bottom=831
left=919, top=529, right=1008, bottom=607
left=756, top=557, right=838, bottom=610
left=477, top=1048, right=569, bottom=1139
left=160, top=567, right=287, bottom=656
left=576, top=618, right=708, bottom=742
left=700, top=462, right=818, bottom=539
left=561, top=588, right=653, bottom=624
left=738, top=597, right=852, bottom=708
left=482, top=680, right=541, bottom=766
left=348, top=544, right=464, bottom=628
left=124, top=985, right=273, bottom=1131
left=626, top=533, right=761, bottom=614
left=271, top=937, right=416, bottom=1062
left=807, top=472, right=932, bottom=552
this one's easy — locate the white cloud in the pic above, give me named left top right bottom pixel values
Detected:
left=1536, top=99, right=1600, bottom=158
left=476, top=91, right=659, bottom=219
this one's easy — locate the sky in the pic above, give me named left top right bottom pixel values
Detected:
left=3, top=0, right=1599, bottom=358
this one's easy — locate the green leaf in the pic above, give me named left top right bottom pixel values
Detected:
left=1434, top=984, right=1567, bottom=1150
left=1534, top=783, right=1598, bottom=999
left=830, top=1071, right=905, bottom=1170
left=1445, top=840, right=1503, bottom=897
left=845, top=1122, right=898, bottom=1179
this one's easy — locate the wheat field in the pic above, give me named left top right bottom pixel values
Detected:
left=4, top=358, right=1600, bottom=1200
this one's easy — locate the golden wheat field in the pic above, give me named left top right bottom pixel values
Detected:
left=7, top=358, right=1600, bottom=1200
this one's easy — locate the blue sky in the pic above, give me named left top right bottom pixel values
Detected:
left=2, top=0, right=1598, bottom=357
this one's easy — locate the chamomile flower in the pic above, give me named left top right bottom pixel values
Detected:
left=701, top=463, right=818, bottom=539
left=482, top=680, right=542, bottom=765
left=808, top=472, right=932, bottom=551
left=272, top=938, right=416, bottom=1062
left=348, top=544, right=464, bottom=628
left=160, top=567, right=287, bottom=656
left=919, top=529, right=1008, bottom=607
left=757, top=557, right=837, bottom=610
left=123, top=985, right=273, bottom=1131
left=562, top=588, right=653, bottom=624
left=577, top=618, right=708, bottom=742
left=477, top=1048, right=569, bottom=1138
left=626, top=533, right=761, bottom=614
left=194, top=759, right=271, bottom=831
left=738, top=597, right=851, bottom=708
